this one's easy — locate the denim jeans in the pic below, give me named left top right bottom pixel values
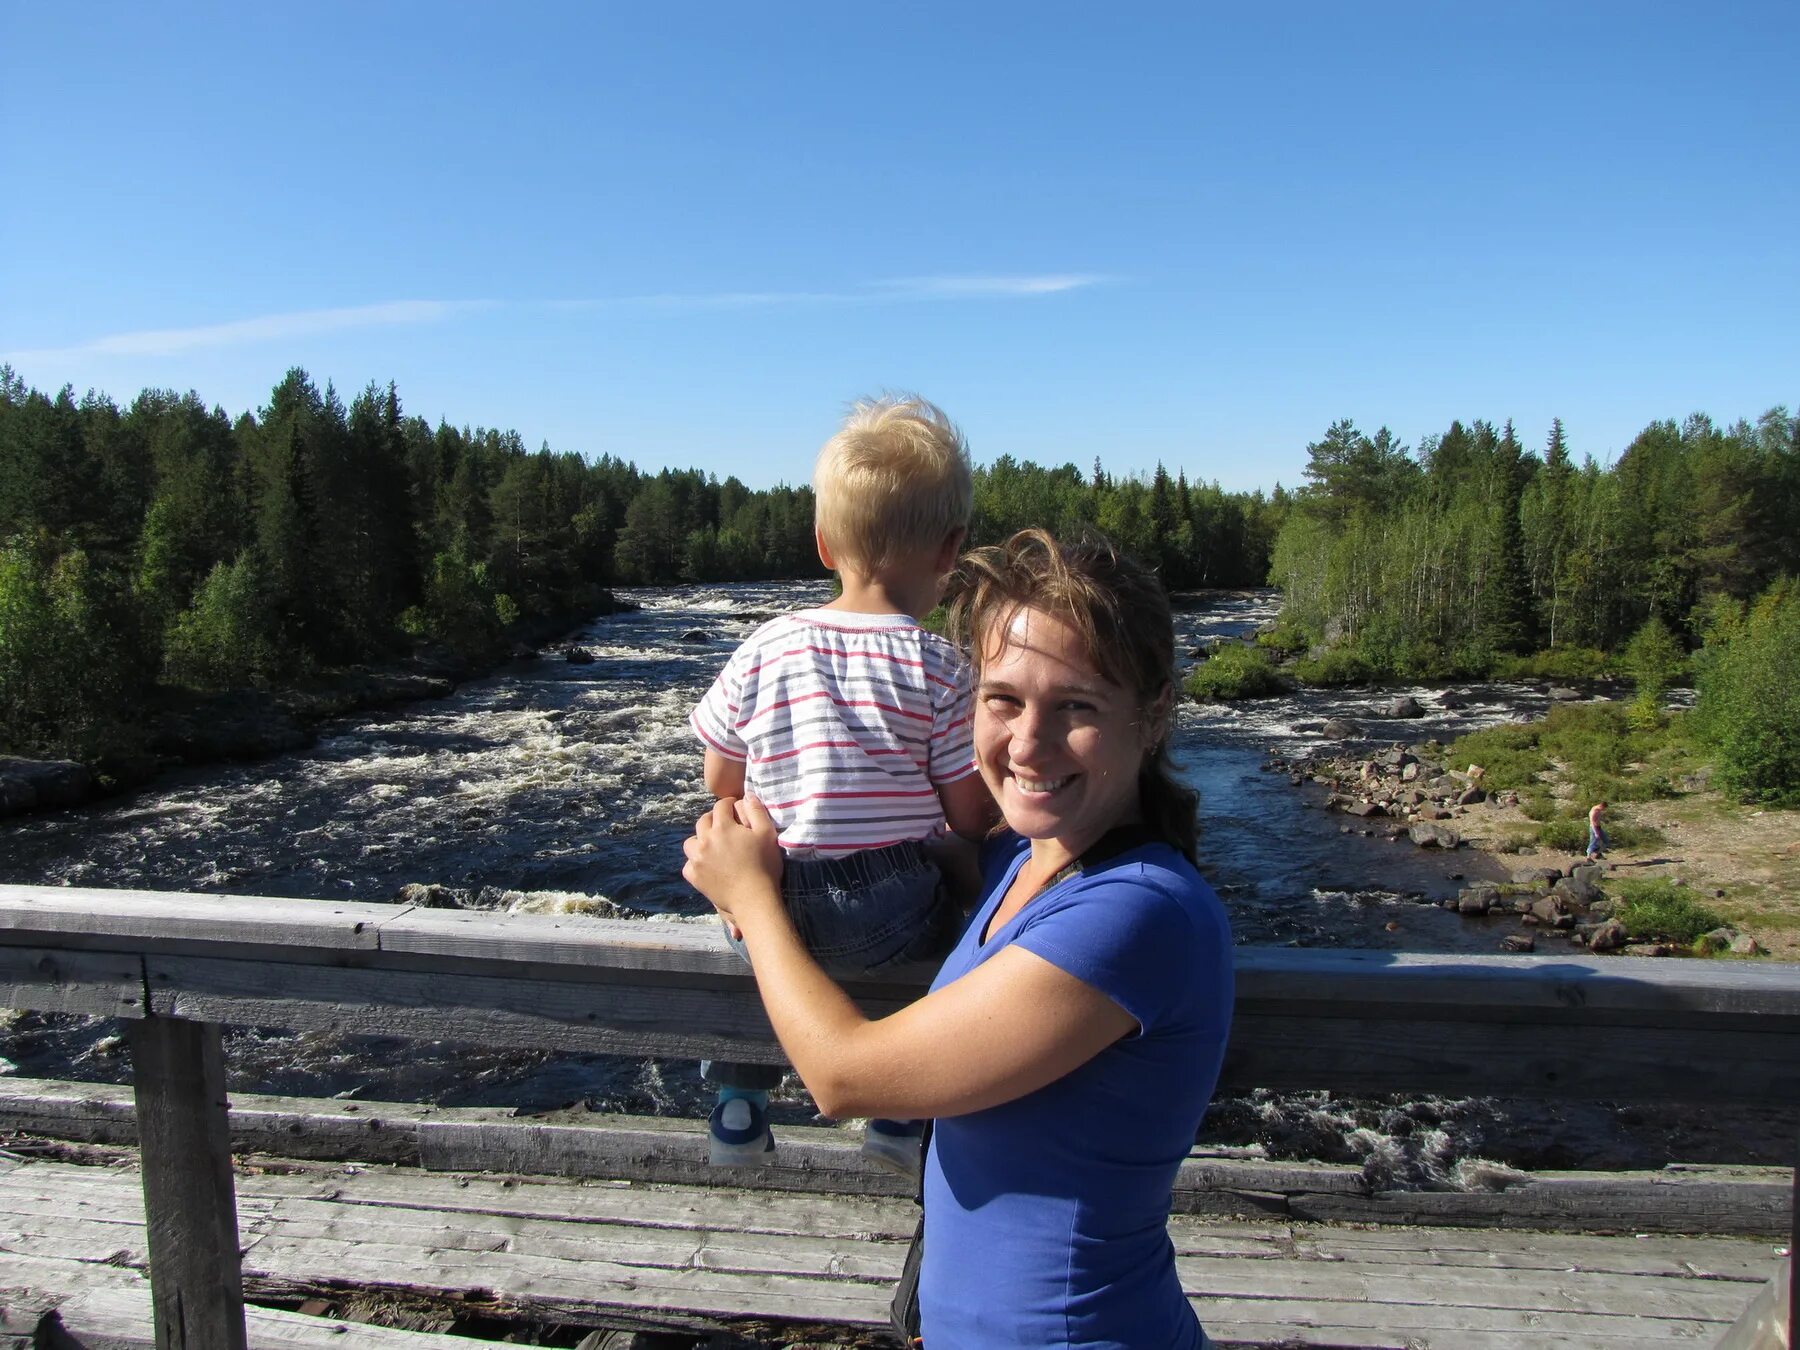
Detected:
left=702, top=840, right=955, bottom=1091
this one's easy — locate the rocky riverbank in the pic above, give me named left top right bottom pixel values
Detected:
left=0, top=596, right=639, bottom=823
left=1266, top=717, right=1784, bottom=959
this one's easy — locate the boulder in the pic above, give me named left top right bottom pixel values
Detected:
left=679, top=629, right=713, bottom=644
left=1691, top=929, right=1734, bottom=956
left=1728, top=934, right=1768, bottom=957
left=1385, top=696, right=1426, bottom=719
left=1421, top=807, right=1453, bottom=821
left=563, top=647, right=596, bottom=664
left=1548, top=685, right=1582, bottom=702
left=1455, top=786, right=1487, bottom=806
left=1344, top=800, right=1386, bottom=818
left=0, top=756, right=93, bottom=815
left=1408, top=822, right=1460, bottom=849
left=1456, top=888, right=1495, bottom=915
left=1511, top=866, right=1562, bottom=887
left=1320, top=718, right=1365, bottom=740
left=1587, top=919, right=1628, bottom=952
left=1381, top=748, right=1417, bottom=770
left=1569, top=862, right=1606, bottom=889
left=1500, top=933, right=1536, bottom=953
left=1438, top=692, right=1471, bottom=711
left=1552, top=873, right=1598, bottom=906
left=1529, top=895, right=1569, bottom=924
left=1401, top=761, right=1421, bottom=783
left=395, top=883, right=466, bottom=909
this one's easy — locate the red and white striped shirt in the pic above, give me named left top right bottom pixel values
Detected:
left=690, top=609, right=977, bottom=858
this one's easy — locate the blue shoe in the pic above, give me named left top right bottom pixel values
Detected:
left=862, top=1117, right=924, bottom=1182
left=708, top=1096, right=775, bottom=1166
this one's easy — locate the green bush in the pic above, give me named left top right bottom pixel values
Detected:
left=1254, top=622, right=1311, bottom=658
left=1290, top=646, right=1374, bottom=687
left=1445, top=723, right=1547, bottom=792
left=164, top=553, right=281, bottom=690
left=1490, top=647, right=1614, bottom=680
left=1694, top=580, right=1800, bottom=806
left=1185, top=644, right=1286, bottom=701
left=1609, top=879, right=1725, bottom=944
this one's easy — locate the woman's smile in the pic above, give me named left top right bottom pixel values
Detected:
left=975, top=606, right=1149, bottom=862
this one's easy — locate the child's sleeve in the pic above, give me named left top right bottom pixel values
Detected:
left=689, top=647, right=748, bottom=762
left=927, top=646, right=977, bottom=784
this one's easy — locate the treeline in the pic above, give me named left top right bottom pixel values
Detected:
left=0, top=367, right=1280, bottom=758
left=1270, top=412, right=1800, bottom=674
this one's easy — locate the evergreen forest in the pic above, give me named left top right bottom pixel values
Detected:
left=0, top=367, right=1278, bottom=759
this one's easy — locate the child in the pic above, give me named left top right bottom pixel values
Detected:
left=689, top=395, right=993, bottom=1172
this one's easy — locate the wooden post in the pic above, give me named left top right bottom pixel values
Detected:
left=126, top=1016, right=247, bottom=1350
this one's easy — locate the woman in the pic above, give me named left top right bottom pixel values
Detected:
left=682, top=528, right=1234, bottom=1347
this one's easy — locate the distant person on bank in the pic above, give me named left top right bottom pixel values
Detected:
left=1587, top=800, right=1609, bottom=863
left=688, top=396, right=993, bottom=1172
left=685, top=528, right=1234, bottom=1348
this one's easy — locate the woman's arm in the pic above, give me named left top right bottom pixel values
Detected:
left=683, top=797, right=1136, bottom=1120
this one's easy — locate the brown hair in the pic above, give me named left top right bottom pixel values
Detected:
left=947, top=527, right=1199, bottom=863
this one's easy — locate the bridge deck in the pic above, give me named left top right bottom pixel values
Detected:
left=0, top=1150, right=1780, bottom=1349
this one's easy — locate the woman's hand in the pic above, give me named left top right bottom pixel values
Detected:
left=682, top=795, right=785, bottom=936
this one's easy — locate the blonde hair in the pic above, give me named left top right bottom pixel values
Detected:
left=948, top=527, right=1199, bottom=863
left=813, top=396, right=972, bottom=574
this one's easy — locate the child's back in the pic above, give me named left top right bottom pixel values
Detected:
left=686, top=395, right=991, bottom=1169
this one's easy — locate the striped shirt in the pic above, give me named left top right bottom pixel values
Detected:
left=691, top=608, right=978, bottom=858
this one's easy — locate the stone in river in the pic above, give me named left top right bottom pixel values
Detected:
left=1385, top=696, right=1426, bottom=719
left=1501, top=932, right=1536, bottom=953
left=1321, top=718, right=1365, bottom=739
left=1587, top=919, right=1628, bottom=952
left=1344, top=800, right=1386, bottom=818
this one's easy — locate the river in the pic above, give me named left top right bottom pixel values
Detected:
left=1, top=584, right=1775, bottom=1173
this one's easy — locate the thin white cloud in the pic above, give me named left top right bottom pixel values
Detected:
left=5, top=277, right=1103, bottom=362
left=871, top=273, right=1108, bottom=298
left=548, top=273, right=1108, bottom=311
left=5, top=299, right=493, bottom=362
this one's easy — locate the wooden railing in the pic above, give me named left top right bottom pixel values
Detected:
left=3, top=882, right=1799, bottom=1348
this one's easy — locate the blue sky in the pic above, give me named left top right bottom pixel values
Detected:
left=3, top=3, right=1795, bottom=494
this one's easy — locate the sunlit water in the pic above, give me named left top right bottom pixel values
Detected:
left=2, top=584, right=1777, bottom=1171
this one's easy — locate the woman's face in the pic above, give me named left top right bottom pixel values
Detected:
left=974, top=605, right=1157, bottom=858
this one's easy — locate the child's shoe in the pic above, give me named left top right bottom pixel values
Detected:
left=861, top=1117, right=924, bottom=1183
left=708, top=1095, right=775, bottom=1166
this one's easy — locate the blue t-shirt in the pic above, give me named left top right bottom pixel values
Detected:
left=920, top=833, right=1233, bottom=1348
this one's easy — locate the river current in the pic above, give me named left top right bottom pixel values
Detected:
left=1, top=584, right=1774, bottom=1173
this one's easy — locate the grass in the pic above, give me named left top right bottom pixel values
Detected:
left=1447, top=702, right=1707, bottom=806
left=1185, top=644, right=1287, bottom=701
left=1608, top=878, right=1726, bottom=944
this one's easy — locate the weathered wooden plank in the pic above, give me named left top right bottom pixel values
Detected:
left=1191, top=1296, right=1729, bottom=1346
left=143, top=952, right=797, bottom=1062
left=1235, top=945, right=1800, bottom=1019
left=1222, top=1010, right=1800, bottom=1106
left=0, top=946, right=145, bottom=1019
left=0, top=887, right=398, bottom=953
left=125, top=1016, right=247, bottom=1350
left=242, top=1231, right=895, bottom=1325
left=11, top=883, right=1800, bottom=1023
left=250, top=1195, right=908, bottom=1281
left=1288, top=1170, right=1794, bottom=1237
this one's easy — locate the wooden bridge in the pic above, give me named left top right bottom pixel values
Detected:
left=0, top=883, right=1794, bottom=1348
